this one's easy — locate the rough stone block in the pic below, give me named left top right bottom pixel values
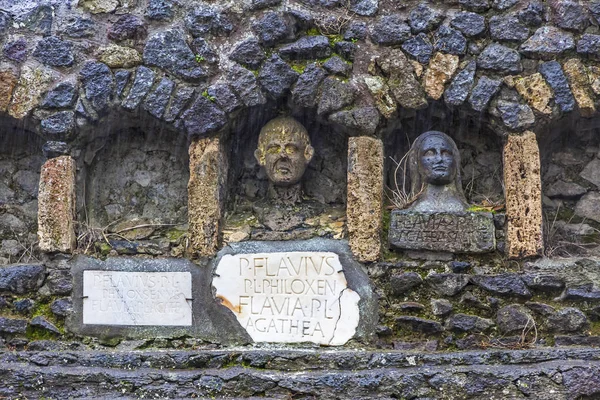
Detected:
left=563, top=58, right=596, bottom=117
left=188, top=137, right=228, bottom=257
left=0, top=69, right=17, bottom=112
left=347, top=137, right=383, bottom=262
left=503, top=131, right=543, bottom=258
left=8, top=65, right=53, bottom=119
left=424, top=52, right=459, bottom=100
left=38, top=156, right=76, bottom=253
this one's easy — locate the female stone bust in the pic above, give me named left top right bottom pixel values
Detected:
left=406, top=131, right=468, bottom=212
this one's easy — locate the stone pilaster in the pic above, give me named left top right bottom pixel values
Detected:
left=503, top=131, right=543, bottom=258
left=38, top=155, right=77, bottom=253
left=347, top=136, right=384, bottom=262
left=188, top=136, right=228, bottom=257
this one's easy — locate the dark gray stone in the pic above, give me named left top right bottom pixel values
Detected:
left=143, top=77, right=174, bottom=119
left=108, top=14, right=147, bottom=42
left=496, top=304, right=534, bottom=334
left=370, top=15, right=411, bottom=45
left=489, top=15, right=529, bottom=42
left=477, top=43, right=522, bottom=74
left=33, top=37, right=74, bottom=67
left=471, top=274, right=532, bottom=298
left=79, top=62, right=115, bottom=113
left=146, top=0, right=175, bottom=21
left=30, top=316, right=60, bottom=335
left=525, top=301, right=556, bottom=316
left=496, top=100, right=535, bottom=130
left=431, top=299, right=453, bottom=316
left=0, top=10, right=9, bottom=36
left=427, top=273, right=470, bottom=296
left=180, top=96, right=226, bottom=137
left=185, top=4, right=233, bottom=37
left=546, top=181, right=587, bottom=198
left=390, top=272, right=423, bottom=296
left=539, top=60, right=575, bottom=113
left=64, top=17, right=95, bottom=38
left=18, top=5, right=52, bottom=36
left=258, top=54, right=299, bottom=99
left=520, top=26, right=575, bottom=60
left=122, top=66, right=156, bottom=111
left=143, top=30, right=206, bottom=82
left=434, top=25, right=467, bottom=55
left=334, top=41, right=356, bottom=61
left=399, top=302, right=425, bottom=312
left=3, top=38, right=27, bottom=63
left=450, top=12, right=486, bottom=37
left=50, top=298, right=73, bottom=318
left=291, top=63, right=327, bottom=108
left=13, top=299, right=34, bottom=314
left=548, top=307, right=588, bottom=332
left=41, top=111, right=75, bottom=139
left=45, top=270, right=73, bottom=296
left=564, top=366, right=600, bottom=399
left=349, top=0, right=378, bottom=16
left=445, top=313, right=494, bottom=333
left=468, top=76, right=502, bottom=112
left=114, top=70, right=131, bottom=98
left=344, top=21, right=367, bottom=40
left=562, top=285, right=600, bottom=301
left=519, top=1, right=545, bottom=27
left=249, top=0, right=282, bottom=10
left=323, top=56, right=351, bottom=77
left=228, top=64, right=266, bottom=107
left=191, top=38, right=219, bottom=65
left=42, top=141, right=69, bottom=159
left=552, top=0, right=589, bottom=32
left=444, top=60, right=476, bottom=106
left=389, top=211, right=496, bottom=253
left=252, top=12, right=295, bottom=47
left=522, top=273, right=565, bottom=291
left=41, top=83, right=78, bottom=109
left=207, top=84, right=240, bottom=113
left=229, top=38, right=266, bottom=69
left=396, top=316, right=443, bottom=334
left=451, top=261, right=471, bottom=273
left=401, top=33, right=433, bottom=63
left=409, top=3, right=444, bottom=33
left=164, top=86, right=195, bottom=122
left=328, top=107, right=380, bottom=135
left=492, top=0, right=518, bottom=10
left=577, top=34, right=600, bottom=60
left=0, top=317, right=27, bottom=334
left=279, top=36, right=331, bottom=60
left=459, top=0, right=490, bottom=12
left=317, top=77, right=355, bottom=115
left=591, top=2, right=600, bottom=25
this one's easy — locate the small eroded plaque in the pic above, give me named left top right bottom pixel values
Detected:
left=83, top=271, right=192, bottom=326
left=389, top=211, right=496, bottom=253
left=213, top=252, right=360, bottom=345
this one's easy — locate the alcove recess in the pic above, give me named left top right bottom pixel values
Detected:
left=0, top=115, right=44, bottom=264
left=221, top=102, right=348, bottom=244
left=537, top=114, right=600, bottom=257
left=78, top=115, right=190, bottom=258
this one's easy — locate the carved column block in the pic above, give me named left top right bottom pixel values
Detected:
left=347, top=136, right=384, bottom=262
left=188, top=136, right=228, bottom=257
left=503, top=131, right=543, bottom=258
left=38, top=155, right=77, bottom=253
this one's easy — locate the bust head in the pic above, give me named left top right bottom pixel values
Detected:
left=406, top=131, right=467, bottom=211
left=254, top=116, right=314, bottom=187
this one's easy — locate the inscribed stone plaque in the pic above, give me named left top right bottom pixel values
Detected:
left=83, top=271, right=192, bottom=326
left=213, top=252, right=361, bottom=345
left=388, top=211, right=495, bottom=253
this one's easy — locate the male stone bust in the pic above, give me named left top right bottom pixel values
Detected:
left=405, top=130, right=468, bottom=212
left=254, top=116, right=314, bottom=205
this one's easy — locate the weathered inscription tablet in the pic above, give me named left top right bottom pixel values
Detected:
left=83, top=271, right=193, bottom=326
left=213, top=252, right=360, bottom=345
left=389, top=211, right=495, bottom=253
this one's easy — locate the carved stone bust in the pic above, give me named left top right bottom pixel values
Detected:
left=406, top=131, right=468, bottom=212
left=254, top=116, right=314, bottom=205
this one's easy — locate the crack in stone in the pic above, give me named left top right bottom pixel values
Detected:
left=328, top=287, right=348, bottom=346
left=108, top=274, right=138, bottom=325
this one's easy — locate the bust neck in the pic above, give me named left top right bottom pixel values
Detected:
left=409, top=184, right=467, bottom=212
left=268, top=183, right=303, bottom=205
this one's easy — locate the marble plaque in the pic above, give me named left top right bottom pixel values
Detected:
left=213, top=252, right=361, bottom=345
left=389, top=211, right=496, bottom=253
left=82, top=271, right=193, bottom=326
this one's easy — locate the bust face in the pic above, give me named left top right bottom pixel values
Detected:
left=419, top=135, right=457, bottom=185
left=263, top=133, right=310, bottom=186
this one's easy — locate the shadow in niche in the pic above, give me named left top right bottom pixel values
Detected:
left=80, top=125, right=190, bottom=256
left=223, top=101, right=348, bottom=243
left=0, top=115, right=45, bottom=264
left=384, top=101, right=505, bottom=209
left=536, top=114, right=600, bottom=257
